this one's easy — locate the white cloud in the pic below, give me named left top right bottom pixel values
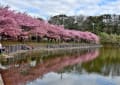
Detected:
left=27, top=72, right=118, bottom=85
left=1, top=0, right=120, bottom=19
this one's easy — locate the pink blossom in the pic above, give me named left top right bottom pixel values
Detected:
left=0, top=6, right=100, bottom=43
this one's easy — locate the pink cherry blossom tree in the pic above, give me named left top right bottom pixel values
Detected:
left=0, top=6, right=100, bottom=44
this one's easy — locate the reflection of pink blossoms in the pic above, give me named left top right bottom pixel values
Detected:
left=1, top=49, right=99, bottom=85
left=0, top=7, right=99, bottom=43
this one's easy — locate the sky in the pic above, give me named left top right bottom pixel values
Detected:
left=27, top=72, right=119, bottom=85
left=0, top=0, right=120, bottom=20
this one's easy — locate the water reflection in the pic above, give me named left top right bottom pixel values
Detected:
left=0, top=49, right=99, bottom=85
left=27, top=72, right=118, bottom=85
left=80, top=47, right=120, bottom=76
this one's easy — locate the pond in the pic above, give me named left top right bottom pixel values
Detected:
left=0, top=46, right=120, bottom=85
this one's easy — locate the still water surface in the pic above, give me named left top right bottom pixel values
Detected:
left=0, top=46, right=120, bottom=85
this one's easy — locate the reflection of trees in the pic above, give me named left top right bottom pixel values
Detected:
left=0, top=49, right=99, bottom=85
left=101, top=64, right=120, bottom=76
left=81, top=56, right=120, bottom=76
left=59, top=47, right=120, bottom=77
left=0, top=48, right=94, bottom=65
left=80, top=47, right=120, bottom=76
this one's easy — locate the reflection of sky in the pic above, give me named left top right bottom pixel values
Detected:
left=27, top=72, right=119, bottom=85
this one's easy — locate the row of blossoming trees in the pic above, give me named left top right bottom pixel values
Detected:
left=0, top=6, right=99, bottom=44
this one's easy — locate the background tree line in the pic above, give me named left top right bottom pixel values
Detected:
left=48, top=14, right=120, bottom=44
